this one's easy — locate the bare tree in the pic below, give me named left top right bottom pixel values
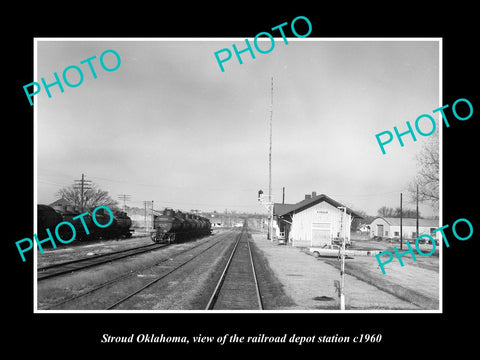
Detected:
left=56, top=182, right=118, bottom=211
left=377, top=206, right=396, bottom=217
left=377, top=206, right=420, bottom=218
left=351, top=210, right=374, bottom=230
left=408, top=132, right=439, bottom=209
left=394, top=207, right=421, bottom=218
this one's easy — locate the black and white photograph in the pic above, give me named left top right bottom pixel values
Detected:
left=33, top=38, right=441, bottom=313
left=7, top=7, right=478, bottom=354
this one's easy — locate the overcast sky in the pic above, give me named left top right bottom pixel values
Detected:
left=36, top=39, right=440, bottom=217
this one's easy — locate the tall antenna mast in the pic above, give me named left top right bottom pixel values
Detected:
left=268, top=76, right=273, bottom=241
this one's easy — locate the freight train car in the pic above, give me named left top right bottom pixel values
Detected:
left=37, top=204, right=64, bottom=240
left=39, top=204, right=133, bottom=241
left=150, top=208, right=211, bottom=244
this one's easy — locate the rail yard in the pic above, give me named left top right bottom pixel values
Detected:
left=37, top=226, right=292, bottom=311
left=34, top=189, right=440, bottom=312
left=36, top=213, right=439, bottom=311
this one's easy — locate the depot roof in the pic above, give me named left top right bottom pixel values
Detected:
left=273, top=193, right=363, bottom=218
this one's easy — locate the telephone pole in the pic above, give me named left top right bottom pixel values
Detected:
left=151, top=200, right=154, bottom=230
left=74, top=173, right=92, bottom=212
left=143, top=200, right=153, bottom=230
left=143, top=201, right=148, bottom=230
left=400, top=193, right=403, bottom=250
left=118, top=194, right=131, bottom=211
left=338, top=206, right=347, bottom=310
left=416, top=184, right=419, bottom=240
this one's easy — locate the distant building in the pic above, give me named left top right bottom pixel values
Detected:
left=369, top=217, right=439, bottom=240
left=273, top=192, right=363, bottom=247
left=49, top=197, right=80, bottom=213
left=49, top=197, right=73, bottom=207
left=358, top=224, right=371, bottom=233
left=126, top=207, right=154, bottom=230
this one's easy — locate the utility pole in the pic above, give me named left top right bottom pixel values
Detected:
left=143, top=200, right=153, bottom=230
left=416, top=184, right=419, bottom=240
left=118, top=194, right=131, bottom=212
left=282, top=187, right=285, bottom=204
left=74, top=173, right=92, bottom=212
left=268, top=76, right=274, bottom=241
left=400, top=193, right=403, bottom=250
left=144, top=201, right=147, bottom=230
left=151, top=200, right=154, bottom=230
left=338, top=206, right=347, bottom=310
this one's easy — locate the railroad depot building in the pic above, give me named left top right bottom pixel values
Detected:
left=369, top=217, right=440, bottom=241
left=273, top=192, right=363, bottom=247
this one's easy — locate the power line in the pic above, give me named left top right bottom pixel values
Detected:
left=39, top=168, right=285, bottom=194
left=329, top=189, right=410, bottom=198
left=37, top=178, right=72, bottom=187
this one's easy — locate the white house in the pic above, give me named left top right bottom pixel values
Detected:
left=369, top=217, right=440, bottom=241
left=274, top=192, right=363, bottom=248
left=358, top=224, right=371, bottom=233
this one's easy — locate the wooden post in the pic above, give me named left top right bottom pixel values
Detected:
left=144, top=201, right=147, bottom=230
left=151, top=200, right=154, bottom=231
left=268, top=77, right=273, bottom=241
left=416, top=184, right=419, bottom=240
left=338, top=206, right=347, bottom=310
left=80, top=173, right=84, bottom=212
left=400, top=193, right=403, bottom=250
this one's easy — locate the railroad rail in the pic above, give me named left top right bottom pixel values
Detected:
left=105, top=230, right=235, bottom=310
left=40, top=230, right=235, bottom=310
left=37, top=243, right=167, bottom=280
left=205, top=227, right=263, bottom=310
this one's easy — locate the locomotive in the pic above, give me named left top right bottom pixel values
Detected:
left=38, top=204, right=133, bottom=242
left=150, top=208, right=211, bottom=244
left=91, top=206, right=133, bottom=239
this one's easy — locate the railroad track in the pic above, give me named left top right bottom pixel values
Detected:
left=105, top=231, right=234, bottom=310
left=37, top=243, right=169, bottom=280
left=40, top=230, right=236, bottom=310
left=205, top=227, right=263, bottom=310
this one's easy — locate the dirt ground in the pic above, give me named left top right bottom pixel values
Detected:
left=36, top=230, right=234, bottom=310
left=345, top=237, right=440, bottom=307
left=35, top=229, right=440, bottom=311
left=36, top=229, right=293, bottom=311
left=251, top=233, right=440, bottom=311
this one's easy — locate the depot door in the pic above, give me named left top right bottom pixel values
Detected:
left=311, top=223, right=331, bottom=247
left=377, top=224, right=384, bottom=237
